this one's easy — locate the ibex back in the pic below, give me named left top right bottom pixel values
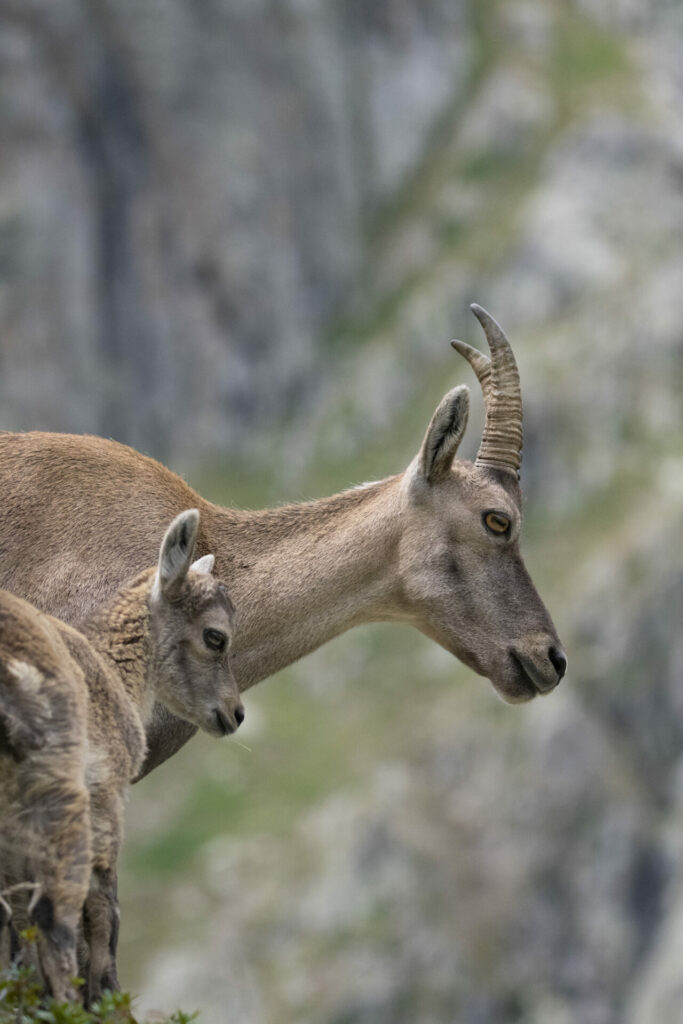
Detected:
left=0, top=306, right=566, bottom=777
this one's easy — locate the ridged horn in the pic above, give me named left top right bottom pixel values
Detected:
left=452, top=304, right=523, bottom=477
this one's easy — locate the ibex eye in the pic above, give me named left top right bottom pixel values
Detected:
left=483, top=511, right=510, bottom=535
left=203, top=628, right=227, bottom=652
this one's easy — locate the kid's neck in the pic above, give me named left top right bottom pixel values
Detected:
left=83, top=570, right=156, bottom=722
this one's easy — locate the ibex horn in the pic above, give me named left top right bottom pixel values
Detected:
left=451, top=304, right=523, bottom=477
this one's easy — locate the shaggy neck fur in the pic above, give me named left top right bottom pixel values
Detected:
left=82, top=570, right=154, bottom=723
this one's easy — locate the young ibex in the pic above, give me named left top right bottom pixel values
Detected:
left=0, top=510, right=242, bottom=1003
left=0, top=305, right=566, bottom=783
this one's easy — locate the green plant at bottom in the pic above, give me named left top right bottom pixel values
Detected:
left=0, top=957, right=197, bottom=1024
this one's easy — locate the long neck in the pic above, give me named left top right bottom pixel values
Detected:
left=82, top=572, right=155, bottom=722
left=203, top=475, right=406, bottom=689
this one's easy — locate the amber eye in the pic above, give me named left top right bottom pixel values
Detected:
left=203, top=628, right=227, bottom=652
left=483, top=511, right=511, bottom=535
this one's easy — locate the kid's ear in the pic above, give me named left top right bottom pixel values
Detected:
left=190, top=554, right=215, bottom=575
left=416, top=384, right=470, bottom=483
left=155, top=509, right=200, bottom=599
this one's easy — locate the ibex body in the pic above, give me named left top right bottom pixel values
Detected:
left=0, top=306, right=566, bottom=780
left=0, top=511, right=242, bottom=1003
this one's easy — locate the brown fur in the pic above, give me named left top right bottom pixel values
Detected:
left=0, top=511, right=241, bottom=1003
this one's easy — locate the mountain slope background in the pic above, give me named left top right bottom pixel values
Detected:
left=0, top=1, right=682, bottom=1021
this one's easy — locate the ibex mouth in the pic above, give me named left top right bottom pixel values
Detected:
left=509, top=649, right=558, bottom=696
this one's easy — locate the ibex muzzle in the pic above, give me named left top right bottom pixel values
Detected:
left=400, top=305, right=567, bottom=703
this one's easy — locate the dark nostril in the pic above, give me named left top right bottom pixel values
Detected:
left=548, top=645, right=567, bottom=681
left=215, top=708, right=232, bottom=735
left=234, top=705, right=245, bottom=727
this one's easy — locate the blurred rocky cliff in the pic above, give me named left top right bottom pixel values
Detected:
left=0, top=1, right=682, bottom=1022
left=0, top=0, right=470, bottom=456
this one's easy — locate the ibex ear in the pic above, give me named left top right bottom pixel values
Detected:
left=155, top=509, right=200, bottom=599
left=190, top=553, right=215, bottom=575
left=418, top=385, right=470, bottom=483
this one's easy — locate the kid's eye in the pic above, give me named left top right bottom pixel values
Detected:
left=483, top=511, right=511, bottom=535
left=203, top=628, right=227, bottom=652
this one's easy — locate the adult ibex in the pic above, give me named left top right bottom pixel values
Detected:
left=0, top=510, right=241, bottom=1003
left=0, top=306, right=566, bottom=779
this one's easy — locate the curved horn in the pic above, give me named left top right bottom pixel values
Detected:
left=453, top=305, right=523, bottom=477
left=450, top=338, right=493, bottom=400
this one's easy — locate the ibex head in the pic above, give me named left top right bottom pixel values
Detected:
left=150, top=510, right=245, bottom=735
left=399, top=305, right=566, bottom=702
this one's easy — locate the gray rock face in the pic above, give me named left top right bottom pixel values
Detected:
left=0, top=0, right=470, bottom=458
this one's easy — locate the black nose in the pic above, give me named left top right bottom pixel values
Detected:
left=548, top=646, right=567, bottom=681
left=234, top=705, right=245, bottom=726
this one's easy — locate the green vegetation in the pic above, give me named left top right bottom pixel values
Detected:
left=0, top=959, right=196, bottom=1024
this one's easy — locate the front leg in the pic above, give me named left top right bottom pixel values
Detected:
left=81, top=866, right=120, bottom=1005
left=81, top=782, right=127, bottom=1006
left=29, top=889, right=82, bottom=1004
